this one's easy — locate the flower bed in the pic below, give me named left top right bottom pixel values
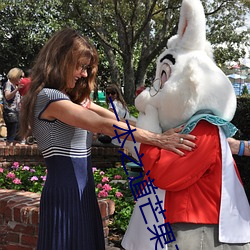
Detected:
left=93, top=167, right=135, bottom=233
left=0, top=162, right=136, bottom=247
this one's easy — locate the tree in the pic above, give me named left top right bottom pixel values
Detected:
left=241, top=0, right=250, bottom=9
left=242, top=85, right=249, bottom=95
left=0, top=0, right=70, bottom=77
left=60, top=0, right=249, bottom=104
left=0, top=0, right=248, bottom=104
left=204, top=0, right=249, bottom=65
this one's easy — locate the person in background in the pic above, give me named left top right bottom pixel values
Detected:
left=100, top=83, right=137, bottom=145
left=136, top=85, right=146, bottom=97
left=19, top=69, right=31, bottom=96
left=0, top=78, right=6, bottom=104
left=17, top=69, right=32, bottom=145
left=0, top=79, right=5, bottom=123
left=19, top=28, right=196, bottom=250
left=105, top=83, right=137, bottom=123
left=228, top=137, right=250, bottom=156
left=3, top=68, right=24, bottom=146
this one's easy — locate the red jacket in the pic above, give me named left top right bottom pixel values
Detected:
left=140, top=120, right=241, bottom=224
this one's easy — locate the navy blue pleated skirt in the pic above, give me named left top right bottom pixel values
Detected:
left=37, top=156, right=105, bottom=250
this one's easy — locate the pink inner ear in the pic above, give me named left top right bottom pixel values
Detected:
left=161, top=72, right=167, bottom=86
left=181, top=20, right=188, bottom=36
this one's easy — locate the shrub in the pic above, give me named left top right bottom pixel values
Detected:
left=128, top=104, right=139, bottom=118
left=0, top=162, right=136, bottom=233
left=93, top=166, right=135, bottom=232
left=0, top=162, right=46, bottom=193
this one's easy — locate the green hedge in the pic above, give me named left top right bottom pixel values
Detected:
left=231, top=95, right=250, bottom=202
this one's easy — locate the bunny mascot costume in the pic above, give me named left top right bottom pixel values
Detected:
left=121, top=0, right=250, bottom=249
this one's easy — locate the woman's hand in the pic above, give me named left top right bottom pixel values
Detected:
left=17, top=83, right=24, bottom=90
left=227, top=137, right=250, bottom=156
left=227, top=137, right=239, bottom=155
left=158, top=126, right=197, bottom=156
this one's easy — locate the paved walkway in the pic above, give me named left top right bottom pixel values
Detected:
left=106, top=246, right=122, bottom=250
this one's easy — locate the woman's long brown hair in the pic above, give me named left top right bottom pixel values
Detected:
left=19, top=28, right=98, bottom=138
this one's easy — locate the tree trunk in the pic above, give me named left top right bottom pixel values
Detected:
left=135, top=60, right=149, bottom=88
left=102, top=43, right=121, bottom=85
left=123, top=57, right=135, bottom=105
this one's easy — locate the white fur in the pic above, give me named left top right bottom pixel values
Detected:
left=135, top=0, right=236, bottom=133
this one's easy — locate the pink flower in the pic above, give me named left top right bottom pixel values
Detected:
left=98, top=190, right=108, bottom=198
left=115, top=192, right=123, bottom=198
left=0, top=168, right=4, bottom=173
left=12, top=178, right=22, bottom=184
left=96, top=183, right=102, bottom=189
left=12, top=162, right=19, bottom=169
left=100, top=171, right=105, bottom=175
left=30, top=176, right=38, bottom=181
left=6, top=172, right=15, bottom=179
left=128, top=176, right=134, bottom=182
left=102, top=184, right=112, bottom=191
left=92, top=167, right=97, bottom=173
left=102, top=176, right=109, bottom=183
left=30, top=169, right=36, bottom=173
left=40, top=176, right=46, bottom=181
left=22, top=166, right=30, bottom=171
left=114, top=175, right=122, bottom=180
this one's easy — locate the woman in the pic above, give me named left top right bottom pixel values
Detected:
left=227, top=137, right=250, bottom=156
left=98, top=83, right=136, bottom=144
left=3, top=67, right=24, bottom=146
left=105, top=83, right=136, bottom=122
left=19, top=28, right=196, bottom=250
left=19, top=69, right=31, bottom=96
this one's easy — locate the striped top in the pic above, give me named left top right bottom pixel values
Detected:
left=33, top=88, right=92, bottom=158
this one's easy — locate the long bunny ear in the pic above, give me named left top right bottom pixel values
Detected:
left=177, top=0, right=206, bottom=50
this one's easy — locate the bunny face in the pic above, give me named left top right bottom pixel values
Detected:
left=135, top=0, right=236, bottom=133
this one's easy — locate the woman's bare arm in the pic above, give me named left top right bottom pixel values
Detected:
left=227, top=137, right=250, bottom=156
left=42, top=100, right=196, bottom=156
left=89, top=101, right=137, bottom=126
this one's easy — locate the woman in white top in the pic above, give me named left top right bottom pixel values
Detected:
left=105, top=84, right=136, bottom=123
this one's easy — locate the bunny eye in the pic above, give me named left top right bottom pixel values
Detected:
left=160, top=63, right=171, bottom=87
